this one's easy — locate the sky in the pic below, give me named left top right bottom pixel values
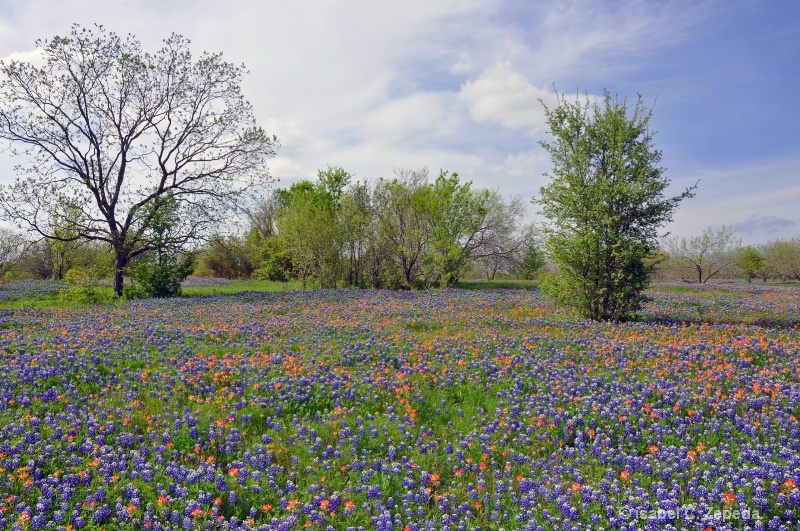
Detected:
left=0, top=0, right=797, bottom=244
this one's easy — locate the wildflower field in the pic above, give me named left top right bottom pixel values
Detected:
left=1, top=284, right=799, bottom=531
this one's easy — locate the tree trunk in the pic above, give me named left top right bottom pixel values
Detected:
left=114, top=252, right=128, bottom=297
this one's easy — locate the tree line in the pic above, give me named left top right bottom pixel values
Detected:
left=196, top=166, right=542, bottom=288
left=0, top=166, right=541, bottom=289
left=654, top=225, right=800, bottom=284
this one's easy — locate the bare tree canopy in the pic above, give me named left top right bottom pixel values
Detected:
left=0, top=24, right=278, bottom=294
left=664, top=225, right=740, bottom=284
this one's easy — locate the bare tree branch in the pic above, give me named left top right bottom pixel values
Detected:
left=0, top=25, right=278, bottom=294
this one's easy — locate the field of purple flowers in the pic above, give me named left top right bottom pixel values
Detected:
left=1, top=286, right=799, bottom=531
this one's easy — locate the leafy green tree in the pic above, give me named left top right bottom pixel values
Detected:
left=276, top=168, right=349, bottom=288
left=514, top=225, right=546, bottom=280
left=125, top=192, right=197, bottom=297
left=536, top=90, right=695, bottom=321
left=425, top=171, right=490, bottom=287
left=735, top=245, right=765, bottom=283
left=339, top=181, right=373, bottom=287
left=0, top=25, right=277, bottom=295
left=128, top=253, right=196, bottom=298
left=252, top=236, right=294, bottom=282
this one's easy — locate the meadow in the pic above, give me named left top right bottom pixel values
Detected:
left=0, top=282, right=799, bottom=531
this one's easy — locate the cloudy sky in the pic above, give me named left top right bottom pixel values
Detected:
left=0, top=0, right=797, bottom=243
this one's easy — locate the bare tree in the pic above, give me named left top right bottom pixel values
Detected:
left=0, top=25, right=278, bottom=295
left=664, top=225, right=740, bottom=283
left=469, top=193, right=527, bottom=280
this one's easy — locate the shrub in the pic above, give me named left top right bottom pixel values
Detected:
left=128, top=255, right=196, bottom=298
left=59, top=283, right=115, bottom=305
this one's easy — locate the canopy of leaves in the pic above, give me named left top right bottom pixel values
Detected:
left=536, top=89, right=695, bottom=321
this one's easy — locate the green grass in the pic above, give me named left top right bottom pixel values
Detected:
left=0, top=296, right=113, bottom=310
left=181, top=279, right=302, bottom=296
left=0, top=279, right=536, bottom=310
left=453, top=279, right=539, bottom=290
left=0, top=279, right=303, bottom=309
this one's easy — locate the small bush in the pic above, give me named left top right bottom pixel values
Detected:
left=59, top=283, right=115, bottom=305
left=128, top=255, right=195, bottom=298
left=63, top=268, right=91, bottom=283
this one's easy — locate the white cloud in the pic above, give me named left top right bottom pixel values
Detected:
left=459, top=62, right=556, bottom=132
left=524, top=1, right=714, bottom=81
left=0, top=48, right=43, bottom=66
left=450, top=52, right=474, bottom=74
left=361, top=93, right=448, bottom=143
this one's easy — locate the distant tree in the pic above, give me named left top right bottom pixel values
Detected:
left=513, top=224, right=546, bottom=281
left=0, top=25, right=278, bottom=295
left=665, top=225, right=740, bottom=283
left=0, top=227, right=32, bottom=279
left=536, top=89, right=695, bottom=321
left=252, top=236, right=294, bottom=282
left=197, top=234, right=253, bottom=279
left=472, top=194, right=528, bottom=280
left=373, top=169, right=432, bottom=289
left=762, top=238, right=800, bottom=282
left=424, top=171, right=493, bottom=287
left=276, top=168, right=349, bottom=288
left=735, top=245, right=766, bottom=283
left=339, top=181, right=373, bottom=287
left=63, top=241, right=115, bottom=281
left=14, top=240, right=54, bottom=279
left=46, top=208, right=81, bottom=281
left=246, top=191, right=280, bottom=242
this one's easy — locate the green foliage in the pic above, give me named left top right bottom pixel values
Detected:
left=372, top=169, right=433, bottom=289
left=425, top=171, right=490, bottom=287
left=196, top=235, right=254, bottom=279
left=276, top=168, right=350, bottom=288
left=0, top=227, right=31, bottom=279
left=128, top=254, right=196, bottom=298
left=536, top=89, right=695, bottom=321
left=252, top=237, right=295, bottom=282
left=735, top=245, right=765, bottom=283
left=761, top=238, right=800, bottom=282
left=515, top=235, right=546, bottom=280
left=46, top=204, right=84, bottom=280
left=58, top=283, right=115, bottom=305
left=183, top=166, right=527, bottom=292
left=339, top=181, right=373, bottom=287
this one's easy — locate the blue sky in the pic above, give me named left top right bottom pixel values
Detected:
left=0, top=0, right=797, bottom=243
